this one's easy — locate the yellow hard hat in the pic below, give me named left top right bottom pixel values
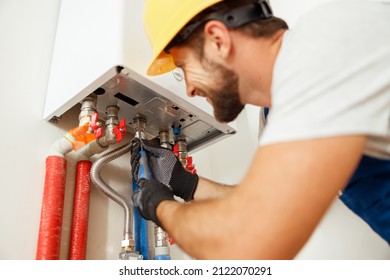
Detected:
left=144, top=0, right=223, bottom=76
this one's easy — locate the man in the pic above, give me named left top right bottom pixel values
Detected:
left=131, top=0, right=390, bottom=259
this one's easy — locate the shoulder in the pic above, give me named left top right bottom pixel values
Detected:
left=278, top=0, right=390, bottom=55
left=273, top=0, right=390, bottom=92
left=260, top=1, right=390, bottom=150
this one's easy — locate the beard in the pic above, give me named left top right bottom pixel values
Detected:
left=202, top=58, right=244, bottom=123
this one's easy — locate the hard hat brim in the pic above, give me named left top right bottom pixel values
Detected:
left=147, top=51, right=177, bottom=76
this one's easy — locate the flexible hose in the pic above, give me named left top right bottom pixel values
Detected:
left=90, top=142, right=133, bottom=242
left=36, top=156, right=67, bottom=260
left=68, top=160, right=92, bottom=260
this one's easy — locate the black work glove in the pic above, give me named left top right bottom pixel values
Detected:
left=130, top=138, right=199, bottom=201
left=132, top=179, right=175, bottom=227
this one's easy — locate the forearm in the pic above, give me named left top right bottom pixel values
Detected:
left=193, top=176, right=235, bottom=201
left=156, top=197, right=238, bottom=259
left=157, top=187, right=287, bottom=259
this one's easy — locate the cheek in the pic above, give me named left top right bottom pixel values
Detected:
left=184, top=68, right=211, bottom=88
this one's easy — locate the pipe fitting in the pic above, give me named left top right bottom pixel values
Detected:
left=159, top=130, right=172, bottom=149
left=50, top=137, right=73, bottom=157
left=106, top=105, right=119, bottom=119
left=121, top=239, right=135, bottom=249
left=97, top=105, right=121, bottom=147
left=76, top=139, right=108, bottom=161
left=133, top=115, right=147, bottom=139
left=119, top=248, right=143, bottom=260
left=154, top=225, right=168, bottom=247
left=176, top=138, right=188, bottom=166
left=79, top=94, right=97, bottom=128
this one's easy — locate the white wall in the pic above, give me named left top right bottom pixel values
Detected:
left=0, top=0, right=130, bottom=260
left=0, top=0, right=388, bottom=260
left=0, top=0, right=62, bottom=259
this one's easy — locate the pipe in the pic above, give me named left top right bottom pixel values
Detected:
left=49, top=137, right=73, bottom=157
left=36, top=155, right=67, bottom=260
left=90, top=141, right=135, bottom=250
left=36, top=134, right=74, bottom=260
left=132, top=178, right=149, bottom=260
left=153, top=225, right=170, bottom=260
left=77, top=139, right=108, bottom=161
left=68, top=140, right=109, bottom=260
left=37, top=95, right=98, bottom=260
left=68, top=160, right=92, bottom=260
left=36, top=133, right=92, bottom=260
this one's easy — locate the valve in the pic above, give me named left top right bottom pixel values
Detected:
left=172, top=123, right=181, bottom=136
left=173, top=144, right=179, bottom=157
left=113, top=118, right=126, bottom=142
left=64, top=122, right=96, bottom=151
left=90, top=112, right=103, bottom=139
left=173, top=145, right=196, bottom=173
left=167, top=234, right=175, bottom=246
left=186, top=156, right=197, bottom=174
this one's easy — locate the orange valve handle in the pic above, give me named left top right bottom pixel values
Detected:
left=65, top=122, right=96, bottom=151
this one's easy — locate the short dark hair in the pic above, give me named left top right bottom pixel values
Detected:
left=169, top=0, right=288, bottom=58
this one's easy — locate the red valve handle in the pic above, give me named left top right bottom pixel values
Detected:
left=95, top=127, right=103, bottom=139
left=166, top=233, right=175, bottom=245
left=90, top=112, right=103, bottom=139
left=113, top=118, right=126, bottom=142
left=90, top=112, right=99, bottom=130
left=173, top=144, right=179, bottom=157
left=187, top=156, right=197, bottom=174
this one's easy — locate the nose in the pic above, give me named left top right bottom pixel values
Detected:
left=186, top=85, right=196, bottom=97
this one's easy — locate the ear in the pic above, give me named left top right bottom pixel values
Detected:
left=203, top=20, right=232, bottom=60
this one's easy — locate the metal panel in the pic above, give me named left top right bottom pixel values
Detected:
left=92, top=66, right=236, bottom=152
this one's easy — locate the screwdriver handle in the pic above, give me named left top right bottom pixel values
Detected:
left=138, top=150, right=152, bottom=180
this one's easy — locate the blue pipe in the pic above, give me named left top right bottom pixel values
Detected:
left=132, top=178, right=141, bottom=256
left=132, top=178, right=149, bottom=260
left=154, top=255, right=171, bottom=260
left=139, top=215, right=149, bottom=260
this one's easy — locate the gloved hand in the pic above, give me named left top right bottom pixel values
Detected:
left=131, top=137, right=199, bottom=201
left=132, top=179, right=175, bottom=227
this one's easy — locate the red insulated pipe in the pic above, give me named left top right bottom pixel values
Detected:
left=68, top=160, right=92, bottom=260
left=36, top=155, right=67, bottom=260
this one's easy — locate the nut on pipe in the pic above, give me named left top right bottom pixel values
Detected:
left=133, top=115, right=147, bottom=137
left=79, top=94, right=97, bottom=127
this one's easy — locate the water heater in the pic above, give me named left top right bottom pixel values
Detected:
left=44, top=0, right=236, bottom=151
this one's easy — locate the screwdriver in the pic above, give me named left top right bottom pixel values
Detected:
left=137, top=123, right=152, bottom=180
left=138, top=145, right=152, bottom=180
